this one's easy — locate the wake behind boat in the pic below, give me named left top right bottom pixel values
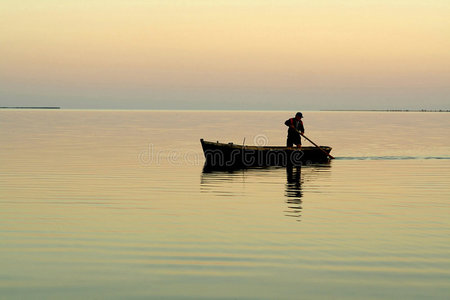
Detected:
left=200, top=139, right=332, bottom=169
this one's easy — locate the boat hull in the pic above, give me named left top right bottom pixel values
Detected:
left=200, top=139, right=332, bottom=169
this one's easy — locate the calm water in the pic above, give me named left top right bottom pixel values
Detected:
left=1, top=110, right=449, bottom=299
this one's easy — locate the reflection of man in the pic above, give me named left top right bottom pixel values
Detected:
left=286, top=166, right=302, bottom=198
left=284, top=112, right=304, bottom=148
left=285, top=166, right=303, bottom=220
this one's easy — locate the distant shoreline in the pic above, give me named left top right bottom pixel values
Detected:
left=0, top=107, right=60, bottom=109
left=321, top=109, right=449, bottom=112
left=0, top=107, right=448, bottom=112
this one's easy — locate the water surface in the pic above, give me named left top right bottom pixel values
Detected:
left=1, top=110, right=449, bottom=299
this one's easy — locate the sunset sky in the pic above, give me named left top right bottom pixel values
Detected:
left=1, top=0, right=449, bottom=110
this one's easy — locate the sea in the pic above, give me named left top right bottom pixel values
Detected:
left=1, top=110, right=449, bottom=299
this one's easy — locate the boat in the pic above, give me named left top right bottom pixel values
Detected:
left=200, top=139, right=332, bottom=169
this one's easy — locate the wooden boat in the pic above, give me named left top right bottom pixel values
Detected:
left=200, top=139, right=332, bottom=169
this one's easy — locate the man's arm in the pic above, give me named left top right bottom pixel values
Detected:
left=285, top=119, right=296, bottom=130
left=299, top=121, right=305, bottom=134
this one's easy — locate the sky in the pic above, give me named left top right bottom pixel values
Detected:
left=1, top=0, right=449, bottom=110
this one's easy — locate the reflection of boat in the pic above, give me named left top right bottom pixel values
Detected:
left=201, top=139, right=332, bottom=169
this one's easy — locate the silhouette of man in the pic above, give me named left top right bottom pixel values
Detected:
left=284, top=112, right=304, bottom=148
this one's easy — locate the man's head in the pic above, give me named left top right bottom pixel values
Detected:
left=295, top=112, right=303, bottom=120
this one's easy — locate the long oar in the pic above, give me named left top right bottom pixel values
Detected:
left=297, top=130, right=335, bottom=159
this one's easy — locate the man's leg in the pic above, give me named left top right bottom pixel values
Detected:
left=286, top=137, right=293, bottom=147
left=295, top=135, right=302, bottom=149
